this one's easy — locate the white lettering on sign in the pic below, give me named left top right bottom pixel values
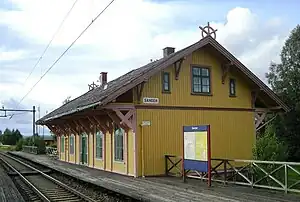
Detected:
left=142, top=97, right=159, bottom=104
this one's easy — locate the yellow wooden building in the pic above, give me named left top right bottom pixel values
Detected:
left=36, top=25, right=289, bottom=177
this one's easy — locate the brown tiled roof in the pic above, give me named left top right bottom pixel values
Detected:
left=36, top=36, right=289, bottom=124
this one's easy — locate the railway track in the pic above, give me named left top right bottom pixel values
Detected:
left=0, top=152, right=97, bottom=202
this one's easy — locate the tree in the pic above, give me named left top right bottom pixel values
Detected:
left=0, top=128, right=23, bottom=145
left=15, top=138, right=24, bottom=151
left=266, top=25, right=300, bottom=161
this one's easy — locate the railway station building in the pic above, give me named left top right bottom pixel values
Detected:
left=36, top=25, right=289, bottom=178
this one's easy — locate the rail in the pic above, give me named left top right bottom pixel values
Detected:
left=1, top=152, right=96, bottom=202
left=0, top=153, right=50, bottom=201
left=164, top=155, right=300, bottom=194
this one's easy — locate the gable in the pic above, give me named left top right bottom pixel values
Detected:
left=139, top=46, right=253, bottom=108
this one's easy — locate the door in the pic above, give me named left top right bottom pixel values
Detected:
left=80, top=134, right=88, bottom=165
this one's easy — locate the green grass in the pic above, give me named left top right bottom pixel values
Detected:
left=287, top=165, right=300, bottom=189
left=0, top=145, right=16, bottom=151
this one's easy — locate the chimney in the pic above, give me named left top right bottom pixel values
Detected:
left=99, top=72, right=107, bottom=86
left=163, top=47, right=175, bottom=57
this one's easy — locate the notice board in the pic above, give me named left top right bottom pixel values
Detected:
left=183, top=125, right=211, bottom=172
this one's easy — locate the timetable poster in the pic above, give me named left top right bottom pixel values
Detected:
left=184, top=126, right=208, bottom=162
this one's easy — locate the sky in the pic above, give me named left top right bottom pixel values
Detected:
left=0, top=0, right=299, bottom=136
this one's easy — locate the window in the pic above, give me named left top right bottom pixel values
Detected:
left=229, top=78, right=236, bottom=96
left=114, top=127, right=124, bottom=161
left=61, top=136, right=65, bottom=153
left=96, top=131, right=103, bottom=159
left=162, top=72, right=170, bottom=92
left=69, top=135, right=74, bottom=155
left=191, top=66, right=211, bottom=94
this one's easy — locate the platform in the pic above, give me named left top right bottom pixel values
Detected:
left=0, top=160, right=25, bottom=202
left=10, top=151, right=300, bottom=202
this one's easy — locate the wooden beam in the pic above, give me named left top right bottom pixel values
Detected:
left=56, top=123, right=71, bottom=134
left=255, top=108, right=270, bottom=113
left=221, top=62, right=233, bottom=84
left=174, top=58, right=184, bottom=80
left=77, top=119, right=93, bottom=134
left=66, top=123, right=77, bottom=135
left=103, top=104, right=135, bottom=109
left=255, top=111, right=266, bottom=129
left=251, top=90, right=259, bottom=108
left=136, top=82, right=145, bottom=104
left=73, top=120, right=83, bottom=133
left=106, top=120, right=114, bottom=134
left=92, top=116, right=111, bottom=133
left=107, top=111, right=126, bottom=129
left=69, top=121, right=79, bottom=132
left=256, top=114, right=277, bottom=132
left=113, top=109, right=134, bottom=130
left=55, top=125, right=66, bottom=135
left=46, top=124, right=59, bottom=136
left=257, top=106, right=282, bottom=111
left=87, top=116, right=106, bottom=134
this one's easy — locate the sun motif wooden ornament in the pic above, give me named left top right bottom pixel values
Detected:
left=199, top=22, right=217, bottom=39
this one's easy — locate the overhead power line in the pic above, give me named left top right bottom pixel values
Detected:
left=10, top=0, right=79, bottom=120
left=11, top=0, right=116, bottom=120
left=23, top=0, right=80, bottom=85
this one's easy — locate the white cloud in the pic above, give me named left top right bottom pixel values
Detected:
left=0, top=46, right=26, bottom=61
left=0, top=1, right=293, bottom=135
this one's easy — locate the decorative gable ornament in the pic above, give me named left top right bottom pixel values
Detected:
left=199, top=22, right=218, bottom=40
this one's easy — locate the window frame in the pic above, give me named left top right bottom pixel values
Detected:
left=190, top=65, right=212, bottom=95
left=114, top=126, right=124, bottom=162
left=96, top=131, right=103, bottom=160
left=229, top=78, right=236, bottom=97
left=162, top=71, right=171, bottom=93
left=69, top=134, right=74, bottom=155
left=61, top=136, right=65, bottom=153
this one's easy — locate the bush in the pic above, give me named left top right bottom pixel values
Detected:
left=21, top=135, right=46, bottom=154
left=253, top=125, right=288, bottom=161
left=15, top=138, right=24, bottom=151
left=36, top=138, right=46, bottom=154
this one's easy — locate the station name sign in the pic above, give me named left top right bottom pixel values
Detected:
left=142, top=97, right=159, bottom=104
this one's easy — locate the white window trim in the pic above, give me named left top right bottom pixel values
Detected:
left=69, top=134, right=75, bottom=155
left=79, top=133, right=89, bottom=165
left=114, top=127, right=124, bottom=163
left=95, top=131, right=104, bottom=160
left=61, top=135, right=65, bottom=153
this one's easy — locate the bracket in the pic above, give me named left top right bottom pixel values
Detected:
left=221, top=62, right=233, bottom=84
left=251, top=90, right=260, bottom=108
left=88, top=116, right=106, bottom=134
left=113, top=109, right=134, bottom=131
left=174, top=58, right=184, bottom=80
left=136, top=82, right=145, bottom=104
